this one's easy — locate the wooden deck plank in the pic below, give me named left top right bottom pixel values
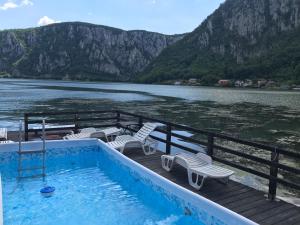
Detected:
left=219, top=190, right=263, bottom=206
left=253, top=204, right=297, bottom=223
left=231, top=198, right=272, bottom=212
left=122, top=150, right=300, bottom=225
left=262, top=208, right=300, bottom=225
left=210, top=187, right=254, bottom=202
left=240, top=201, right=286, bottom=218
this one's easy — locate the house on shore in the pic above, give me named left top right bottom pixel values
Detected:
left=235, top=80, right=244, bottom=87
left=188, top=78, right=198, bottom=85
left=218, top=80, right=231, bottom=87
left=243, top=79, right=253, bottom=87
left=257, top=79, right=267, bottom=88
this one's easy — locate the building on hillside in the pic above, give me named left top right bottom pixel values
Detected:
left=188, top=78, right=198, bottom=84
left=235, top=80, right=244, bottom=87
left=280, top=84, right=290, bottom=90
left=218, top=80, right=231, bottom=87
left=244, top=79, right=253, bottom=87
left=293, top=86, right=300, bottom=91
left=266, top=80, right=276, bottom=87
left=257, top=79, right=267, bottom=88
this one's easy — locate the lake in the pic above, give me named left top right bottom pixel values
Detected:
left=1, top=78, right=299, bottom=151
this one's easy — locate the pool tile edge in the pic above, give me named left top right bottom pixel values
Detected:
left=0, top=174, right=3, bottom=225
left=99, top=140, right=258, bottom=225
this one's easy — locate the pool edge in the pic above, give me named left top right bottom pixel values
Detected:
left=99, top=139, right=258, bottom=225
left=0, top=174, right=3, bottom=225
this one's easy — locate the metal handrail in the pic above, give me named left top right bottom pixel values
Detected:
left=23, top=109, right=300, bottom=200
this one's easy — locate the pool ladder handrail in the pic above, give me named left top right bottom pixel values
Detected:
left=17, top=120, right=46, bottom=180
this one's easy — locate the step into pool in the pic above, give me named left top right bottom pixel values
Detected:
left=0, top=140, right=256, bottom=225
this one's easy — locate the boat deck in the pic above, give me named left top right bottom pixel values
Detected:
left=124, top=149, right=300, bottom=225
left=6, top=131, right=300, bottom=225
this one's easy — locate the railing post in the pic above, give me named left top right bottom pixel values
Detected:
left=138, top=117, right=143, bottom=129
left=268, top=150, right=279, bottom=200
left=207, top=134, right=214, bottom=156
left=116, top=111, right=120, bottom=128
left=74, top=114, right=79, bottom=133
left=166, top=125, right=172, bottom=155
left=24, top=114, right=29, bottom=141
left=42, top=119, right=46, bottom=151
left=19, top=120, right=22, bottom=151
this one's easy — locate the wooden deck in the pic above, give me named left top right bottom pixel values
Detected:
left=124, top=149, right=300, bottom=225
left=7, top=131, right=300, bottom=225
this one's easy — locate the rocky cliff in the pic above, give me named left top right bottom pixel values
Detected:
left=140, top=0, right=300, bottom=85
left=0, top=22, right=184, bottom=81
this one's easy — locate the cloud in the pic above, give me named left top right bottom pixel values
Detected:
left=38, top=16, right=60, bottom=26
left=21, top=0, right=33, bottom=6
left=0, top=0, right=33, bottom=10
left=0, top=1, right=18, bottom=10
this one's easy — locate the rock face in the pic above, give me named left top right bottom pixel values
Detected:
left=0, top=22, right=184, bottom=80
left=140, top=0, right=300, bottom=84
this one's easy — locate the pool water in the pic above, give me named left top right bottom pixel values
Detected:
left=0, top=146, right=204, bottom=225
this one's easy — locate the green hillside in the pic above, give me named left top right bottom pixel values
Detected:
left=139, top=0, right=300, bottom=85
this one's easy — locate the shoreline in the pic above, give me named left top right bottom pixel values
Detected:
left=1, top=77, right=300, bottom=93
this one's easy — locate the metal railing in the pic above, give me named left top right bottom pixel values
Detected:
left=24, top=110, right=300, bottom=200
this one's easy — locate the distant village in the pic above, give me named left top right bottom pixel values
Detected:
left=172, top=78, right=300, bottom=90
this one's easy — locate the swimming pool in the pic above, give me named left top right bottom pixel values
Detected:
left=0, top=140, right=257, bottom=225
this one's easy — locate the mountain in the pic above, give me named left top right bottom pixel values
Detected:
left=0, top=22, right=184, bottom=81
left=139, top=0, right=300, bottom=85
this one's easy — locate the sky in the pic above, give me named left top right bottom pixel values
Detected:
left=0, top=0, right=225, bottom=34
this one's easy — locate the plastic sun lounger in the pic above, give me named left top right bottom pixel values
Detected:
left=107, top=123, right=158, bottom=155
left=161, top=152, right=234, bottom=190
left=63, top=127, right=122, bottom=141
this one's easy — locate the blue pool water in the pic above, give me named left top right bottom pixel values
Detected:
left=0, top=146, right=204, bottom=225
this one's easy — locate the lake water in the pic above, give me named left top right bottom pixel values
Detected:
left=1, top=78, right=299, bottom=150
left=0, top=78, right=299, bottom=198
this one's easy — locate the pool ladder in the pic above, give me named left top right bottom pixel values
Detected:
left=17, top=120, right=46, bottom=180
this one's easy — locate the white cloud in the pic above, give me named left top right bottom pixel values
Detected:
left=21, top=0, right=33, bottom=6
left=0, top=0, right=33, bottom=10
left=38, top=16, right=60, bottom=26
left=0, top=1, right=18, bottom=10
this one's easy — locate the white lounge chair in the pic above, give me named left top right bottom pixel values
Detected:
left=161, top=152, right=234, bottom=190
left=0, top=128, right=7, bottom=140
left=107, top=123, right=158, bottom=155
left=63, top=127, right=122, bottom=141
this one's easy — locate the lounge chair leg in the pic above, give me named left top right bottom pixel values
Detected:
left=119, top=146, right=125, bottom=154
left=105, top=135, right=109, bottom=142
left=188, top=170, right=205, bottom=190
left=161, top=155, right=174, bottom=172
left=143, top=145, right=150, bottom=155
left=143, top=142, right=158, bottom=155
